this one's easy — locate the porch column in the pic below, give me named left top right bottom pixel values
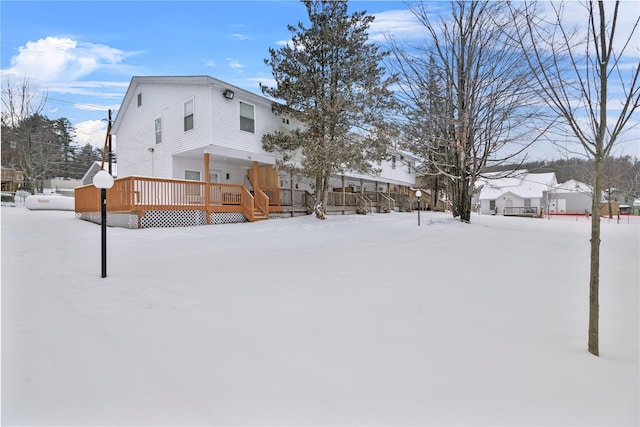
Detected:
left=290, top=171, right=294, bottom=208
left=252, top=161, right=259, bottom=192
left=360, top=179, right=364, bottom=194
left=204, top=153, right=211, bottom=224
left=341, top=175, right=345, bottom=206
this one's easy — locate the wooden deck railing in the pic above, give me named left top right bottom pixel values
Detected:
left=76, top=175, right=387, bottom=221
left=364, top=191, right=396, bottom=212
left=76, top=176, right=255, bottom=216
left=255, top=189, right=269, bottom=217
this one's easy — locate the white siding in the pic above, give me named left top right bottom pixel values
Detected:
left=113, top=76, right=415, bottom=189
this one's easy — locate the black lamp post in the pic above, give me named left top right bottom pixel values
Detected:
left=416, top=190, right=422, bottom=226
left=93, top=169, right=114, bottom=278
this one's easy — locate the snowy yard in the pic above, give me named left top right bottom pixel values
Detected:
left=1, top=206, right=638, bottom=426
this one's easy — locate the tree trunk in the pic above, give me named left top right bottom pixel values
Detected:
left=458, top=175, right=472, bottom=223
left=588, top=159, right=602, bottom=356
left=431, top=176, right=439, bottom=210
left=314, top=173, right=328, bottom=219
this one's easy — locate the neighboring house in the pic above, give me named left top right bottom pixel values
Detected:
left=605, top=188, right=636, bottom=207
left=42, top=177, right=84, bottom=197
left=75, top=75, right=416, bottom=228
left=476, top=170, right=558, bottom=216
left=82, top=161, right=117, bottom=186
left=1, top=166, right=24, bottom=192
left=544, top=179, right=593, bottom=215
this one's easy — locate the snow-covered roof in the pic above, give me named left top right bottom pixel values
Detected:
left=551, top=179, right=592, bottom=194
left=478, top=170, right=557, bottom=200
left=81, top=161, right=118, bottom=185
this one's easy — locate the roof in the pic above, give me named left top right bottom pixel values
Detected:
left=478, top=170, right=557, bottom=200
left=81, top=161, right=118, bottom=185
left=551, top=179, right=592, bottom=194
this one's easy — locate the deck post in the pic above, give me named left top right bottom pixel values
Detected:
left=252, top=162, right=259, bottom=190
left=204, top=153, right=211, bottom=224
left=290, top=171, right=294, bottom=209
left=342, top=175, right=345, bottom=206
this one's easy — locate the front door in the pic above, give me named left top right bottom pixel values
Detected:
left=209, top=169, right=221, bottom=183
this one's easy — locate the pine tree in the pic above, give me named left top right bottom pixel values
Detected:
left=261, top=0, right=396, bottom=218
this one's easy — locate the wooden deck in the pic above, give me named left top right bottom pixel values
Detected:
left=75, top=176, right=417, bottom=228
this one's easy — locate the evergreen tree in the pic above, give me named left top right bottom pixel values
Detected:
left=261, top=0, right=396, bottom=218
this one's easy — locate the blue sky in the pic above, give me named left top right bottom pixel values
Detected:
left=2, top=0, right=431, bottom=149
left=2, top=0, right=639, bottom=160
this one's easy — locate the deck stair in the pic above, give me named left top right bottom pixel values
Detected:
left=251, top=208, right=269, bottom=221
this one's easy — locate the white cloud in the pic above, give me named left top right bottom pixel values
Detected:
left=74, top=119, right=107, bottom=149
left=232, top=33, right=251, bottom=41
left=227, top=58, right=245, bottom=70
left=369, top=9, right=426, bottom=41
left=3, top=36, right=136, bottom=84
left=204, top=60, right=217, bottom=67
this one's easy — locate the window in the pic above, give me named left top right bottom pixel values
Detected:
left=240, top=102, right=255, bottom=133
left=137, top=93, right=142, bottom=107
left=524, top=199, right=531, bottom=207
left=184, top=99, right=194, bottom=131
left=184, top=170, right=200, bottom=181
left=154, top=117, right=162, bottom=145
left=490, top=200, right=496, bottom=210
left=391, top=156, right=396, bottom=170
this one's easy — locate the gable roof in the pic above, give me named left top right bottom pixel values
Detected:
left=477, top=170, right=557, bottom=200
left=552, top=179, right=592, bottom=194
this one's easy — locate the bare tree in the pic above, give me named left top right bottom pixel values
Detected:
left=388, top=1, right=541, bottom=222
left=1, top=76, right=63, bottom=192
left=512, top=1, right=640, bottom=356
left=1, top=76, right=47, bottom=129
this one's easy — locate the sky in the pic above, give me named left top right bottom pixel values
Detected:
left=1, top=0, right=639, bottom=160
left=1, top=205, right=638, bottom=424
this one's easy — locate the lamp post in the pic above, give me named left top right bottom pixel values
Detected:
left=93, top=169, right=114, bottom=278
left=416, top=190, right=422, bottom=226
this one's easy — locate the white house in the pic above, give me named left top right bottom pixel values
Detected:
left=544, top=179, right=593, bottom=215
left=111, top=76, right=415, bottom=195
left=476, top=170, right=558, bottom=216
left=75, top=76, right=417, bottom=227
left=82, top=161, right=117, bottom=186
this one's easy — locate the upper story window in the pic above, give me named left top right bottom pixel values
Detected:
left=154, top=117, right=162, bottom=144
left=137, top=93, right=142, bottom=107
left=391, top=156, right=396, bottom=170
left=184, top=99, right=194, bottom=131
left=240, top=102, right=255, bottom=133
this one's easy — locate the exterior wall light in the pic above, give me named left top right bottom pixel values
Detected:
left=223, top=89, right=234, bottom=100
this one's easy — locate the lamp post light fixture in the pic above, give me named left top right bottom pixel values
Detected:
left=416, top=190, right=422, bottom=226
left=93, top=169, right=114, bottom=278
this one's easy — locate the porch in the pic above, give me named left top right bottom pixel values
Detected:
left=75, top=176, right=418, bottom=229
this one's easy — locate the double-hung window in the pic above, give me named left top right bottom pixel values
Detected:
left=240, top=102, right=255, bottom=133
left=184, top=99, right=194, bottom=131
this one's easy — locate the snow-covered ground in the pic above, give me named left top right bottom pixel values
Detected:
left=2, top=206, right=638, bottom=426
